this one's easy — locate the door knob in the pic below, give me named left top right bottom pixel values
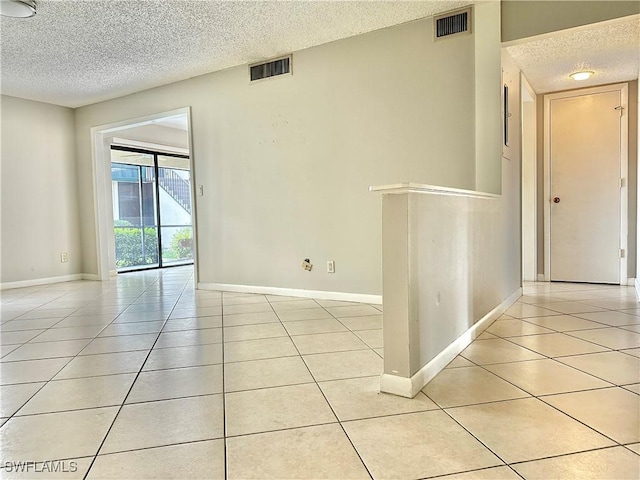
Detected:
left=553, top=197, right=560, bottom=203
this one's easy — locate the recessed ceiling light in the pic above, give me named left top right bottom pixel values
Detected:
left=0, top=0, right=37, bottom=18
left=569, top=71, right=594, bottom=81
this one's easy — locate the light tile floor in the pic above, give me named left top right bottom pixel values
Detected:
left=1, top=269, right=639, bottom=479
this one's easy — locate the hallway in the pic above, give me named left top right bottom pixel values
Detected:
left=1, top=269, right=639, bottom=479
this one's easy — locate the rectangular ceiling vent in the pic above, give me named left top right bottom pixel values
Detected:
left=434, top=8, right=471, bottom=40
left=249, top=56, right=291, bottom=82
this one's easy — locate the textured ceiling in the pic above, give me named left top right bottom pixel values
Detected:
left=0, top=0, right=471, bottom=108
left=507, top=16, right=640, bottom=94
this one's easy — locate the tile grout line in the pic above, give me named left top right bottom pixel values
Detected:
left=82, top=272, right=190, bottom=480
left=494, top=327, right=640, bottom=366
left=505, top=444, right=636, bottom=467
left=440, top=296, right=639, bottom=459
left=10, top=389, right=232, bottom=419
left=432, top=398, right=514, bottom=473
left=0, top=286, right=151, bottom=427
left=534, top=393, right=627, bottom=448
left=0, top=282, right=159, bottom=428
left=495, top=312, right=627, bottom=333
left=268, top=295, right=376, bottom=480
left=481, top=315, right=637, bottom=391
left=459, top=354, right=621, bottom=409
left=480, top=324, right=639, bottom=387
left=492, top=328, right=610, bottom=361
left=324, top=307, right=383, bottom=352
left=432, top=384, right=626, bottom=479
left=2, top=282, right=148, bottom=337
left=1, top=280, right=157, bottom=364
left=418, top=463, right=525, bottom=480
left=454, top=310, right=632, bottom=454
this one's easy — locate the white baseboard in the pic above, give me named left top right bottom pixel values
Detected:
left=537, top=274, right=546, bottom=282
left=635, top=278, right=640, bottom=301
left=198, top=282, right=382, bottom=305
left=380, top=374, right=415, bottom=399
left=625, top=277, right=636, bottom=287
left=83, top=274, right=101, bottom=281
left=381, top=287, right=522, bottom=398
left=0, top=274, right=85, bottom=290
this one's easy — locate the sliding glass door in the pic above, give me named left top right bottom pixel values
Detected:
left=111, top=147, right=193, bottom=272
left=158, top=155, right=193, bottom=266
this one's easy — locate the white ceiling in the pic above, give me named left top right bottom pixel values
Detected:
left=507, top=15, right=640, bottom=94
left=0, top=0, right=471, bottom=108
left=150, top=114, right=189, bottom=131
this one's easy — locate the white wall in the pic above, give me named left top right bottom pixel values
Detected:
left=377, top=12, right=522, bottom=398
left=501, top=50, right=523, bottom=291
left=501, top=1, right=640, bottom=43
left=75, top=14, right=481, bottom=296
left=630, top=80, right=638, bottom=280
left=378, top=149, right=522, bottom=397
left=475, top=0, right=502, bottom=194
left=636, top=74, right=640, bottom=297
left=0, top=95, right=81, bottom=285
left=521, top=93, right=537, bottom=281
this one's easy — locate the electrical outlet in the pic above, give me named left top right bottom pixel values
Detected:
left=197, top=185, right=204, bottom=196
left=302, top=258, right=313, bottom=271
left=60, top=252, right=68, bottom=263
left=327, top=260, right=335, bottom=273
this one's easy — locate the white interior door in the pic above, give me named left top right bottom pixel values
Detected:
left=549, top=89, right=622, bottom=284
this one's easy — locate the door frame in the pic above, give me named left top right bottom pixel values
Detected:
left=543, top=83, right=629, bottom=284
left=90, top=107, right=198, bottom=283
left=521, top=74, right=537, bottom=282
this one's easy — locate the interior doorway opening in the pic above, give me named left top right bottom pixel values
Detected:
left=90, top=107, right=197, bottom=282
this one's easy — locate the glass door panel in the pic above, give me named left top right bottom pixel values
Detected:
left=111, top=155, right=160, bottom=271
left=158, top=164, right=193, bottom=266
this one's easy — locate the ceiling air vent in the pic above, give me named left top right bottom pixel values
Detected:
left=249, top=56, right=291, bottom=82
left=434, top=8, right=471, bottom=40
